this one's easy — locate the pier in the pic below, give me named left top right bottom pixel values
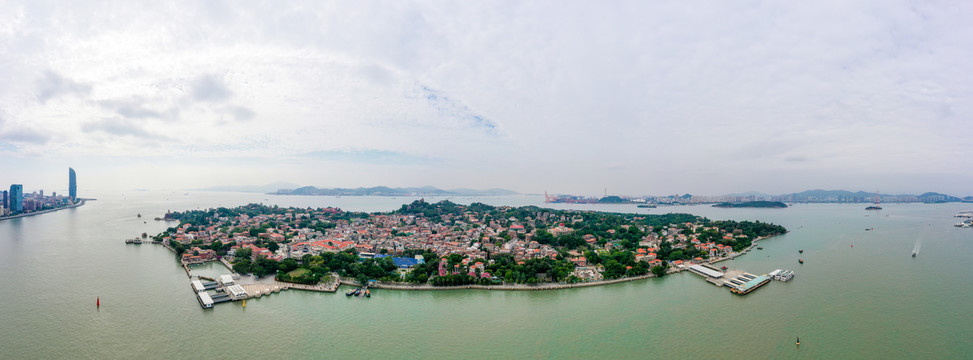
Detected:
left=686, top=264, right=775, bottom=295
left=190, top=273, right=341, bottom=308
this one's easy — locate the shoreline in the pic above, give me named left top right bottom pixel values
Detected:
left=0, top=199, right=87, bottom=221
left=338, top=235, right=774, bottom=292
left=152, top=226, right=779, bottom=294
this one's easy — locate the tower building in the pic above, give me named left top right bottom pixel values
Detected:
left=69, top=167, right=77, bottom=201
left=10, top=184, right=23, bottom=213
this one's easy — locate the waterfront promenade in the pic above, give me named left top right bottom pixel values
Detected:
left=0, top=199, right=87, bottom=221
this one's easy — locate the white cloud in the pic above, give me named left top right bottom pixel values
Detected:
left=1, top=1, right=972, bottom=195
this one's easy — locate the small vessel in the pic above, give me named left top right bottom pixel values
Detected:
left=137, top=213, right=142, bottom=218
left=721, top=266, right=727, bottom=271
left=798, top=249, right=803, bottom=253
left=353, top=288, right=361, bottom=296
left=912, top=251, right=917, bottom=258
left=97, top=297, right=100, bottom=308
left=365, top=289, right=371, bottom=298
left=637, top=204, right=656, bottom=208
left=798, top=259, right=804, bottom=264
left=243, top=299, right=246, bottom=308
left=796, top=337, right=800, bottom=346
left=865, top=192, right=882, bottom=210
left=345, top=289, right=355, bottom=296
left=757, top=247, right=763, bottom=250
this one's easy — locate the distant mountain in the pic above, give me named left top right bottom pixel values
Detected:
left=200, top=182, right=301, bottom=193
left=724, top=191, right=773, bottom=198
left=751, top=189, right=963, bottom=203
left=713, top=201, right=788, bottom=208
left=274, top=186, right=518, bottom=196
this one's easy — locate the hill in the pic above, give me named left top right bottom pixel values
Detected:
left=273, top=186, right=517, bottom=196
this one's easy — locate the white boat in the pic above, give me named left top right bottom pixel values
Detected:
left=768, top=269, right=794, bottom=281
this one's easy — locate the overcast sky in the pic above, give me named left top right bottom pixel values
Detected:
left=1, top=1, right=971, bottom=196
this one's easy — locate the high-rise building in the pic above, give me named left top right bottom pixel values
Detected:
left=2, top=190, right=7, bottom=211
left=10, top=184, right=23, bottom=213
left=69, top=167, right=77, bottom=201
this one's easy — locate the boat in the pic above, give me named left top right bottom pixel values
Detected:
left=757, top=247, right=763, bottom=250
left=137, top=213, right=141, bottom=218
left=799, top=249, right=803, bottom=253
left=351, top=288, right=361, bottom=296
left=865, top=192, right=883, bottom=210
left=912, top=251, right=917, bottom=258
left=798, top=259, right=804, bottom=264
left=345, top=289, right=355, bottom=296
left=796, top=337, right=800, bottom=346
left=769, top=269, right=794, bottom=281
left=637, top=204, right=656, bottom=208
left=365, top=289, right=371, bottom=298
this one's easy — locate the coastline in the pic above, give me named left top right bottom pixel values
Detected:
left=151, top=205, right=781, bottom=295
left=160, top=233, right=780, bottom=294
left=0, top=199, right=87, bottom=221
left=336, top=234, right=776, bottom=292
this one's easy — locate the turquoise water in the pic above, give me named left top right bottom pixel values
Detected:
left=1, top=191, right=971, bottom=359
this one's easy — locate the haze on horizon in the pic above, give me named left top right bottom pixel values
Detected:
left=1, top=1, right=971, bottom=197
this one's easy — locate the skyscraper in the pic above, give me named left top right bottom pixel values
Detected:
left=2, top=190, right=7, bottom=211
left=10, top=184, right=23, bottom=213
left=69, top=167, right=77, bottom=201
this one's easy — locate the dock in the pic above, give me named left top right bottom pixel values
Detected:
left=191, top=273, right=341, bottom=308
left=686, top=264, right=773, bottom=295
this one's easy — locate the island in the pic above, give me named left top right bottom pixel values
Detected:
left=153, top=200, right=786, bottom=292
left=273, top=185, right=517, bottom=196
left=713, top=201, right=788, bottom=208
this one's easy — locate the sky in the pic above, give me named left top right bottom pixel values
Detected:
left=1, top=0, right=972, bottom=197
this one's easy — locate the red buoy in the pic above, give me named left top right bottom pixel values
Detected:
left=97, top=297, right=100, bottom=307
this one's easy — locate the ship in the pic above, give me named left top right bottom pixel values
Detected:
left=865, top=191, right=883, bottom=210
left=637, top=204, right=657, bottom=208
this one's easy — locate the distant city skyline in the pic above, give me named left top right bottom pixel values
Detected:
left=2, top=2, right=972, bottom=195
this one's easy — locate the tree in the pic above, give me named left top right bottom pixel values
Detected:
left=209, top=240, right=225, bottom=254
left=233, top=259, right=252, bottom=274
left=279, top=258, right=299, bottom=273
left=651, top=264, right=667, bottom=277
left=235, top=247, right=253, bottom=260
